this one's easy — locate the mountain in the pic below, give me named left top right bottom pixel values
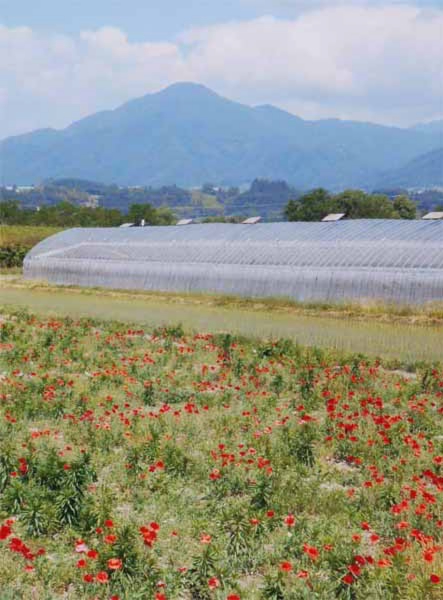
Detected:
left=411, top=120, right=443, bottom=135
left=2, top=82, right=441, bottom=190
left=376, top=148, right=443, bottom=189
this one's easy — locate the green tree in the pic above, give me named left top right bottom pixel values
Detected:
left=392, top=195, right=417, bottom=219
left=284, top=188, right=336, bottom=221
left=127, top=203, right=175, bottom=226
left=285, top=189, right=418, bottom=222
left=334, top=190, right=397, bottom=219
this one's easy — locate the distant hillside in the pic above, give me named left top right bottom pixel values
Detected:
left=2, top=178, right=299, bottom=220
left=376, top=148, right=443, bottom=189
left=411, top=120, right=443, bottom=135
left=2, top=82, right=441, bottom=190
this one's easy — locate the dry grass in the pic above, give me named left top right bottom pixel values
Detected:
left=0, top=225, right=61, bottom=247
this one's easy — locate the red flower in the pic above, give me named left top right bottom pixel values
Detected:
left=280, top=561, right=292, bottom=572
left=284, top=514, right=295, bottom=527
left=342, top=574, right=354, bottom=585
left=208, top=577, right=220, bottom=589
left=227, top=596, right=241, bottom=600
left=104, top=534, right=117, bottom=544
left=348, top=564, right=361, bottom=576
left=0, top=525, right=12, bottom=540
left=104, top=519, right=114, bottom=528
left=96, top=571, right=109, bottom=583
left=87, top=549, right=99, bottom=559
left=423, top=549, right=435, bottom=563
left=296, top=570, right=309, bottom=579
left=83, top=573, right=93, bottom=583
left=76, top=559, right=87, bottom=568
left=155, top=594, right=167, bottom=600
left=430, top=574, right=441, bottom=584
left=108, top=558, right=123, bottom=570
left=303, top=544, right=319, bottom=561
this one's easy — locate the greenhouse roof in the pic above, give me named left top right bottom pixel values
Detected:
left=26, top=220, right=443, bottom=270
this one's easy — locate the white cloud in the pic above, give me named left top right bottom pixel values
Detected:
left=0, top=4, right=442, bottom=139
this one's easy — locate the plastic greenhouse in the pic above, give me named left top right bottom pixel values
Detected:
left=24, top=220, right=443, bottom=305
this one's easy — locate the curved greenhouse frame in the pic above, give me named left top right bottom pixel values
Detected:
left=24, top=220, right=443, bottom=304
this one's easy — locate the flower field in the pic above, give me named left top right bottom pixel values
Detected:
left=0, top=311, right=442, bottom=599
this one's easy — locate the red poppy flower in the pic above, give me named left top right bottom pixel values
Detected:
left=303, top=544, right=319, bottom=561
left=208, top=577, right=220, bottom=589
left=108, top=558, right=123, bottom=570
left=0, top=525, right=12, bottom=540
left=280, top=561, right=292, bottom=572
left=284, top=514, right=295, bottom=527
left=430, top=574, right=440, bottom=584
left=104, top=534, right=117, bottom=544
left=96, top=571, right=109, bottom=583
left=296, top=570, right=309, bottom=578
left=348, top=564, right=361, bottom=576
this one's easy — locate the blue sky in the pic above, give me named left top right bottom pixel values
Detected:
left=2, top=0, right=442, bottom=39
left=0, top=1, right=442, bottom=138
left=0, top=0, right=252, bottom=41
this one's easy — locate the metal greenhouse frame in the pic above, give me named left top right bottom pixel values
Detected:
left=24, top=220, right=443, bottom=305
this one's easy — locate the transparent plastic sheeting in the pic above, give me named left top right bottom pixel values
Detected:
left=24, top=220, right=443, bottom=304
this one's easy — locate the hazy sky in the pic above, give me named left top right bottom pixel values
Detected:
left=1, top=0, right=442, bottom=138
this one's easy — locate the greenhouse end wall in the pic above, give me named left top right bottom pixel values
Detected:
left=23, top=221, right=443, bottom=305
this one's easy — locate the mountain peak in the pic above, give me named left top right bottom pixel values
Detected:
left=156, top=81, right=220, bottom=99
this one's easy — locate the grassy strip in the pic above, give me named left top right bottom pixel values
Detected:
left=3, top=276, right=443, bottom=327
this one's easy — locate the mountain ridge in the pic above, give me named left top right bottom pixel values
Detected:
left=2, top=82, right=441, bottom=189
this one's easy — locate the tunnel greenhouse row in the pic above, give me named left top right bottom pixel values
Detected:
left=24, top=220, right=443, bottom=305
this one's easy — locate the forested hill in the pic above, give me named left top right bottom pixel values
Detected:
left=376, top=148, right=443, bottom=189
left=2, top=82, right=441, bottom=190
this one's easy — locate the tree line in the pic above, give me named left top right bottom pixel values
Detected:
left=0, top=187, right=420, bottom=228
left=284, top=189, right=417, bottom=221
left=0, top=200, right=175, bottom=227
